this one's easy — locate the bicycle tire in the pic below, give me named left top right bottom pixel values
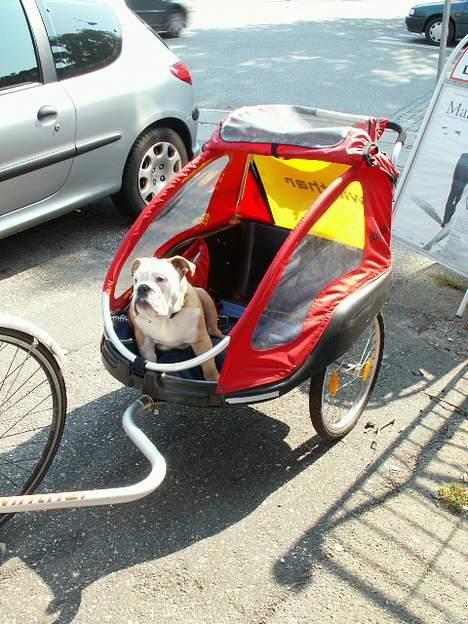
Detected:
left=309, top=313, right=384, bottom=440
left=0, top=327, right=66, bottom=527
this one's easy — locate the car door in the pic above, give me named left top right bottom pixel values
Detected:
left=0, top=0, right=76, bottom=217
left=126, top=0, right=168, bottom=29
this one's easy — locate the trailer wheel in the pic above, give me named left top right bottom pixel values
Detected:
left=308, top=314, right=384, bottom=440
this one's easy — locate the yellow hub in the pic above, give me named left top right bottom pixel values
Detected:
left=362, top=358, right=372, bottom=381
left=328, top=371, right=340, bottom=396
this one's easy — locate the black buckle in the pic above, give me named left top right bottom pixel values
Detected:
left=131, top=356, right=146, bottom=378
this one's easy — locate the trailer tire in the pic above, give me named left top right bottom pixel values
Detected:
left=309, top=314, right=384, bottom=440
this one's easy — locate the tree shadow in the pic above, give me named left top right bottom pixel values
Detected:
left=272, top=363, right=467, bottom=623
left=171, top=18, right=439, bottom=114
left=1, top=386, right=335, bottom=623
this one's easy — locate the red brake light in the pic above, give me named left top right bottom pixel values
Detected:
left=170, top=61, right=192, bottom=85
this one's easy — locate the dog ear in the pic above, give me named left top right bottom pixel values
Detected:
left=169, top=256, right=196, bottom=278
left=131, top=258, right=142, bottom=276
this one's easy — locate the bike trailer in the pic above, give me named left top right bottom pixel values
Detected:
left=101, top=105, right=399, bottom=408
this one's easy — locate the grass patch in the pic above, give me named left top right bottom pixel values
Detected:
left=433, top=272, right=467, bottom=292
left=438, top=482, right=468, bottom=514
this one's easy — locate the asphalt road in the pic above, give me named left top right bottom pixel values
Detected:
left=176, top=0, right=439, bottom=117
left=0, top=3, right=466, bottom=623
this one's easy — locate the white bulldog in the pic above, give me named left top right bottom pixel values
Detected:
left=128, top=256, right=223, bottom=381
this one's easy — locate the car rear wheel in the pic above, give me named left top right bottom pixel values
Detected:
left=113, top=126, right=188, bottom=219
left=165, top=11, right=186, bottom=37
left=424, top=16, right=454, bottom=45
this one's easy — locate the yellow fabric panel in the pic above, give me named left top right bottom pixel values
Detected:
left=311, top=180, right=365, bottom=249
left=253, top=156, right=365, bottom=249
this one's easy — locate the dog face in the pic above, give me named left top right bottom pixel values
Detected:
left=130, top=256, right=195, bottom=319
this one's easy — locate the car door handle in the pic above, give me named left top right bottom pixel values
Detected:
left=37, top=105, right=58, bottom=122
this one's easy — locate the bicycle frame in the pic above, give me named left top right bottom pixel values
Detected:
left=0, top=396, right=166, bottom=513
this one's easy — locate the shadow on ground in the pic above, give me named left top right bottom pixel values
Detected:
left=0, top=198, right=129, bottom=283
left=273, top=363, right=467, bottom=623
left=172, top=18, right=438, bottom=114
left=1, top=387, right=334, bottom=622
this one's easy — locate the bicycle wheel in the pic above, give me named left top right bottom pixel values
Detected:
left=0, top=328, right=66, bottom=527
left=309, top=313, right=384, bottom=440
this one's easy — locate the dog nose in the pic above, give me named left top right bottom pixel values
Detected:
left=137, top=284, right=150, bottom=296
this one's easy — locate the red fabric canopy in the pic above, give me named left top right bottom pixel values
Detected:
left=103, top=105, right=397, bottom=395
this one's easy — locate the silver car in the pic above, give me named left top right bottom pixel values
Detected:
left=0, top=0, right=198, bottom=238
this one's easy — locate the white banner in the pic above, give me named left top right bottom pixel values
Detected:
left=394, top=49, right=468, bottom=279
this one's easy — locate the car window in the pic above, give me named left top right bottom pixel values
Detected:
left=0, top=0, right=40, bottom=90
left=36, top=0, right=122, bottom=80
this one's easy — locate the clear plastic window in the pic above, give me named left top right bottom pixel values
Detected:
left=221, top=105, right=371, bottom=148
left=115, top=156, right=229, bottom=298
left=252, top=182, right=364, bottom=350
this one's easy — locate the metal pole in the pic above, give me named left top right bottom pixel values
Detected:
left=437, top=0, right=452, bottom=79
left=456, top=289, right=468, bottom=318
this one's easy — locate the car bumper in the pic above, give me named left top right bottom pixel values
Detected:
left=406, top=15, right=425, bottom=34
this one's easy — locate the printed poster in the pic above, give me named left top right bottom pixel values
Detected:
left=394, top=54, right=468, bottom=279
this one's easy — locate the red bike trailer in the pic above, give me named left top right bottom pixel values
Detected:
left=102, top=105, right=402, bottom=422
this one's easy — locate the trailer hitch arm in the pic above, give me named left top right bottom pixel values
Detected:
left=0, top=396, right=166, bottom=513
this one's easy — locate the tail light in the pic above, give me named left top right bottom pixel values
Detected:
left=170, top=61, right=192, bottom=85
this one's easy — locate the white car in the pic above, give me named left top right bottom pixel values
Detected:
left=0, top=0, right=199, bottom=237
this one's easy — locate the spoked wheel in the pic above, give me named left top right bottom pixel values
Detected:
left=0, top=328, right=66, bottom=527
left=309, top=314, right=384, bottom=440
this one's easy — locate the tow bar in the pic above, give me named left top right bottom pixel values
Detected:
left=0, top=396, right=166, bottom=513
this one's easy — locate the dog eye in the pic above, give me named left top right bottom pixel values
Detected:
left=156, top=276, right=165, bottom=283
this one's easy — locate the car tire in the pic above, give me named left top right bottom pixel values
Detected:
left=165, top=10, right=186, bottom=38
left=113, top=126, right=188, bottom=220
left=424, top=16, right=454, bottom=46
